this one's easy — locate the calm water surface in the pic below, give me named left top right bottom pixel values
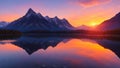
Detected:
left=0, top=36, right=120, bottom=68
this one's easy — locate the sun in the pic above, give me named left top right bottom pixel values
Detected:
left=90, top=22, right=98, bottom=27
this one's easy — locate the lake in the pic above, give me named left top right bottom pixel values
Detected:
left=0, top=36, right=120, bottom=68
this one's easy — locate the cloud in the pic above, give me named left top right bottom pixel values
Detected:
left=72, top=0, right=111, bottom=7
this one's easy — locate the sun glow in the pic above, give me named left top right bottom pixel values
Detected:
left=90, top=22, right=99, bottom=27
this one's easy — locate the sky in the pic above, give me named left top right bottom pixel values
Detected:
left=0, top=0, right=120, bottom=27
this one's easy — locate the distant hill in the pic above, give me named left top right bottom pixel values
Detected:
left=0, top=21, right=8, bottom=28
left=77, top=25, right=91, bottom=30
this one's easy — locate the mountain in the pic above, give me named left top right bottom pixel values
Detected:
left=12, top=36, right=67, bottom=55
left=5, top=8, right=74, bottom=32
left=94, top=39, right=120, bottom=59
left=0, top=21, right=8, bottom=28
left=77, top=25, right=91, bottom=30
left=97, top=12, right=120, bottom=31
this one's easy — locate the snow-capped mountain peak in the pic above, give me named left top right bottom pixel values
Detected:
left=54, top=16, right=59, bottom=19
left=25, top=8, right=37, bottom=17
left=52, top=16, right=61, bottom=25
left=27, top=8, right=36, bottom=14
left=61, top=18, right=68, bottom=22
left=108, top=12, right=120, bottom=21
left=114, top=12, right=120, bottom=18
left=62, top=18, right=67, bottom=21
left=37, top=13, right=44, bottom=18
left=45, top=16, right=50, bottom=19
left=45, top=16, right=50, bottom=21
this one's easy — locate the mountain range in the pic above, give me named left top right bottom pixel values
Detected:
left=0, top=8, right=120, bottom=32
left=5, top=8, right=74, bottom=32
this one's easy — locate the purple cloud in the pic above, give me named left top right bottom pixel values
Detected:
left=72, top=0, right=111, bottom=7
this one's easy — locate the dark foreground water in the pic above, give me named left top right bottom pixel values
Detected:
left=0, top=35, right=120, bottom=68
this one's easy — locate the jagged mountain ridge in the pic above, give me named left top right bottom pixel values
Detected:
left=5, top=8, right=74, bottom=32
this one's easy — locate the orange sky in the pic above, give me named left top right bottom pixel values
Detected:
left=0, top=0, right=120, bottom=27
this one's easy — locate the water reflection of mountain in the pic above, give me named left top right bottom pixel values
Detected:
left=82, top=37, right=120, bottom=59
left=94, top=39, right=120, bottom=58
left=12, top=36, right=69, bottom=55
left=6, top=35, right=120, bottom=59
